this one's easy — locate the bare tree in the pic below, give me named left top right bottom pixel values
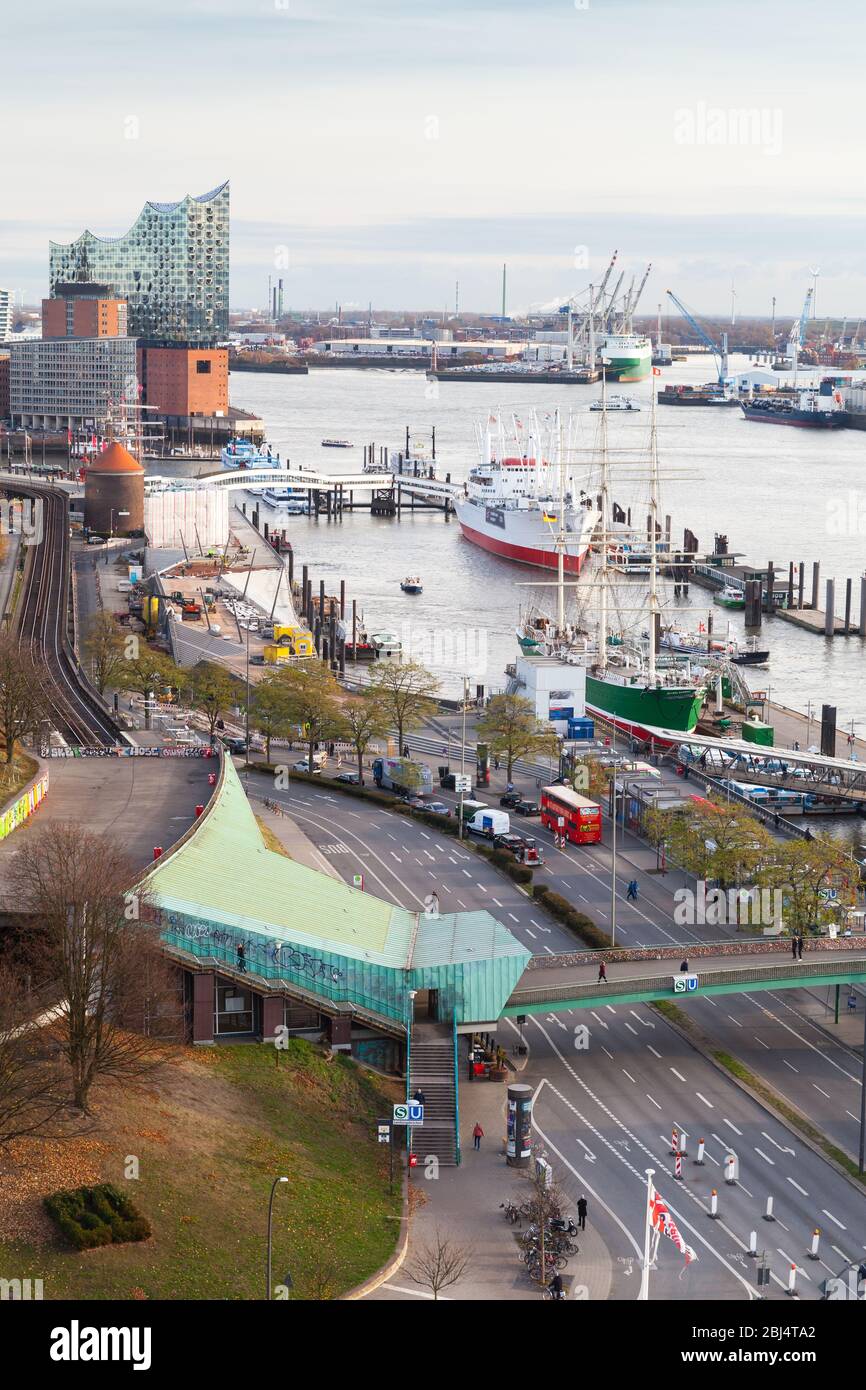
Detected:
left=10, top=825, right=180, bottom=1112
left=0, top=632, right=43, bottom=763
left=0, top=965, right=80, bottom=1153
left=406, top=1226, right=473, bottom=1300
left=366, top=661, right=439, bottom=754
left=82, top=611, right=126, bottom=696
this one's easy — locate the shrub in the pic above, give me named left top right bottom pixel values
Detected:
left=44, top=1184, right=152, bottom=1251
left=531, top=885, right=610, bottom=949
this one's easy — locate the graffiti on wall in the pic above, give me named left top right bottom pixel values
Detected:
left=0, top=773, right=48, bottom=842
left=158, top=910, right=345, bottom=985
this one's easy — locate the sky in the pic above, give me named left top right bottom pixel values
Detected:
left=3, top=0, right=866, bottom=317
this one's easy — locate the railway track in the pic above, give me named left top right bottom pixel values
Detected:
left=4, top=477, right=122, bottom=747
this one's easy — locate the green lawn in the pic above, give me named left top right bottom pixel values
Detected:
left=0, top=1040, right=402, bottom=1300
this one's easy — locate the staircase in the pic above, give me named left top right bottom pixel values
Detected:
left=409, top=1021, right=458, bottom=1166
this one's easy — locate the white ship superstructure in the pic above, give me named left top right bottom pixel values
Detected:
left=454, top=411, right=598, bottom=573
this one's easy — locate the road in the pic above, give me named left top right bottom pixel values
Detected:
left=520, top=1005, right=866, bottom=1301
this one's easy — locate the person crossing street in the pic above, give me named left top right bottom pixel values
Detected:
left=626, top=879, right=639, bottom=901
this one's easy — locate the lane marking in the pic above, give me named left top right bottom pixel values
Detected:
left=647, top=1045, right=662, bottom=1059
left=822, top=1209, right=847, bottom=1230
left=786, top=1178, right=809, bottom=1197
left=621, top=1069, right=636, bottom=1084
left=722, top=1118, right=742, bottom=1136
left=695, top=1092, right=714, bottom=1109
left=646, top=1093, right=661, bottom=1109
left=754, top=1148, right=775, bottom=1166
left=670, top=1067, right=687, bottom=1084
left=813, top=1084, right=831, bottom=1100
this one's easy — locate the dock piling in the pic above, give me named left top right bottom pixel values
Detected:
left=811, top=561, right=820, bottom=610
left=797, top=561, right=804, bottom=609
left=825, top=579, right=835, bottom=637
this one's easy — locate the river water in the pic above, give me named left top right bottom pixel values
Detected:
left=159, top=356, right=866, bottom=725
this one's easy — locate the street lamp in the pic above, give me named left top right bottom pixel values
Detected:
left=610, top=774, right=619, bottom=948
left=109, top=507, right=130, bottom=538
left=266, top=1176, right=289, bottom=1300
left=458, top=674, right=468, bottom=840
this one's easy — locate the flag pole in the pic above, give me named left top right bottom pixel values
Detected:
left=639, top=1167, right=655, bottom=1301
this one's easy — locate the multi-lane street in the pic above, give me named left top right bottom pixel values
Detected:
left=240, top=727, right=866, bottom=1301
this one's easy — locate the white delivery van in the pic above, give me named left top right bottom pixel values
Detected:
left=466, top=808, right=510, bottom=839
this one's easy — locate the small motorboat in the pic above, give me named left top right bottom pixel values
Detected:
left=714, top=586, right=745, bottom=610
left=400, top=576, right=423, bottom=594
left=321, top=439, right=353, bottom=448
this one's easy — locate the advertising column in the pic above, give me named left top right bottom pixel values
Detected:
left=506, top=1082, right=533, bottom=1168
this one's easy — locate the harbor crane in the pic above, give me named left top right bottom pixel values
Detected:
left=620, top=263, right=652, bottom=332
left=665, top=289, right=729, bottom=382
left=788, top=285, right=813, bottom=387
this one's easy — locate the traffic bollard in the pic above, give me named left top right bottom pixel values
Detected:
left=763, top=1195, right=775, bottom=1222
left=808, top=1228, right=820, bottom=1261
left=670, top=1126, right=679, bottom=1156
left=709, top=1189, right=719, bottom=1219
left=694, top=1137, right=705, bottom=1166
left=725, top=1155, right=737, bottom=1185
left=787, top=1263, right=798, bottom=1297
left=678, top=1131, right=687, bottom=1156
left=747, top=1230, right=758, bottom=1258
left=674, top=1153, right=682, bottom=1180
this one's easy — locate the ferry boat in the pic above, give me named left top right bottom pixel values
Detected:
left=321, top=439, right=353, bottom=449
left=400, top=577, right=423, bottom=594
left=371, top=631, right=402, bottom=659
left=714, top=586, right=745, bottom=610
left=589, top=394, right=640, bottom=412
left=453, top=411, right=599, bottom=574
left=262, top=487, right=309, bottom=514
left=221, top=439, right=283, bottom=469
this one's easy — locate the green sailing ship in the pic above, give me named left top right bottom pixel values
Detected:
left=584, top=670, right=704, bottom=739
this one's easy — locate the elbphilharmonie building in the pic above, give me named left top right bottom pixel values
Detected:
left=49, top=182, right=229, bottom=346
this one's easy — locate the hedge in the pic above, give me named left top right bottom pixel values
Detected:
left=44, top=1183, right=151, bottom=1251
left=531, top=884, right=611, bottom=949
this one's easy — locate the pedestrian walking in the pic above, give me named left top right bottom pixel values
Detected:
left=791, top=935, right=798, bottom=959
left=577, top=1195, right=588, bottom=1231
left=413, top=1088, right=426, bottom=1108
left=626, top=879, right=638, bottom=901
left=472, top=1121, right=484, bottom=1151
left=797, top=935, right=804, bottom=960
left=597, top=961, right=607, bottom=983
left=680, top=958, right=689, bottom=973
left=236, top=943, right=247, bottom=974
left=494, top=755, right=501, bottom=771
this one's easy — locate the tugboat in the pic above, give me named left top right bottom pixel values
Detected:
left=400, top=576, right=423, bottom=594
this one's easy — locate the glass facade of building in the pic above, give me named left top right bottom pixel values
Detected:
left=49, top=182, right=229, bottom=346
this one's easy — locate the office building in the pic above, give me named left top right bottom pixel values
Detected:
left=0, top=289, right=12, bottom=341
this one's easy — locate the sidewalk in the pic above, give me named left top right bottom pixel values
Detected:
left=251, top=792, right=344, bottom=881
left=369, top=1045, right=614, bottom=1301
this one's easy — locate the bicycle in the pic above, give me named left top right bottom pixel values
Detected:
left=543, top=1286, right=567, bottom=1300
left=499, top=1201, right=522, bottom=1226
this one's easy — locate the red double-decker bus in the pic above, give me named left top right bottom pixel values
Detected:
left=540, top=786, right=602, bottom=845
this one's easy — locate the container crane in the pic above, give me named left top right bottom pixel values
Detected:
left=665, top=289, right=729, bottom=382
left=788, top=285, right=813, bottom=388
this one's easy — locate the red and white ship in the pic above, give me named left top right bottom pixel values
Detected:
left=455, top=411, right=598, bottom=572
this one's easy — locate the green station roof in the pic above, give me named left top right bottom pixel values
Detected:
left=145, top=757, right=528, bottom=974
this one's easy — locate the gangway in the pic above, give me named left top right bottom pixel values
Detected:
left=647, top=725, right=866, bottom=803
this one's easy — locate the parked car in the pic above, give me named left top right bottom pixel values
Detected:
left=514, top=799, right=540, bottom=816
left=425, top=801, right=452, bottom=817
left=335, top=771, right=361, bottom=785
left=499, top=791, right=521, bottom=808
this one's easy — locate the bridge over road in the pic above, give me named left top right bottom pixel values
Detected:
left=505, top=943, right=866, bottom=1015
